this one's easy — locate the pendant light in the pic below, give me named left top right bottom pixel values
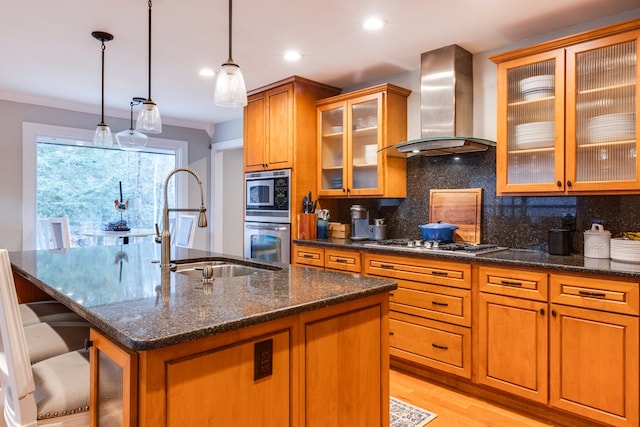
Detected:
left=116, top=97, right=149, bottom=150
left=92, top=31, right=114, bottom=147
left=213, top=0, right=247, bottom=107
left=136, top=0, right=162, bottom=133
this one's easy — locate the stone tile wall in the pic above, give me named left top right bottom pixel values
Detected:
left=325, top=147, right=640, bottom=254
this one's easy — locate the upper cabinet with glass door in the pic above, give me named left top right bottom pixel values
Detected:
left=492, top=19, right=640, bottom=195
left=316, top=83, right=411, bottom=198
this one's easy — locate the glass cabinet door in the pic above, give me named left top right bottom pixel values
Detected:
left=567, top=34, right=638, bottom=191
left=349, top=97, right=381, bottom=193
left=318, top=105, right=346, bottom=195
left=499, top=51, right=565, bottom=193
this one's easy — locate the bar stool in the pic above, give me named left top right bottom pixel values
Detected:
left=0, top=249, right=90, bottom=426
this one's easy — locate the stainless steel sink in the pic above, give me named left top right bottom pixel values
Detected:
left=172, top=260, right=277, bottom=278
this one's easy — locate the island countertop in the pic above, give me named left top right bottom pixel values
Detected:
left=9, top=243, right=396, bottom=351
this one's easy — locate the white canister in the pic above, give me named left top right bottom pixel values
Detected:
left=583, top=223, right=611, bottom=259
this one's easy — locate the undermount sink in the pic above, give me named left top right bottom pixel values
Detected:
left=171, top=260, right=278, bottom=278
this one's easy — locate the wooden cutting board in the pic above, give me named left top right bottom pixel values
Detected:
left=429, top=188, right=483, bottom=244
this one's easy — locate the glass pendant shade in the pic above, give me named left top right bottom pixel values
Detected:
left=116, top=128, right=148, bottom=150
left=214, top=62, right=247, bottom=107
left=135, top=101, right=162, bottom=133
left=94, top=124, right=113, bottom=147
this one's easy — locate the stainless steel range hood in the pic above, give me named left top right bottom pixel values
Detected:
left=387, top=45, right=495, bottom=157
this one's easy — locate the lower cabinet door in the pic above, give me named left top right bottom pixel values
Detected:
left=304, top=305, right=384, bottom=426
left=478, top=293, right=548, bottom=403
left=90, top=328, right=138, bottom=427
left=390, top=312, right=471, bottom=378
left=165, top=331, right=290, bottom=426
left=550, top=304, right=639, bottom=427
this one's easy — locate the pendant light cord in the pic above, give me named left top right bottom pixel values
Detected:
left=100, top=40, right=106, bottom=126
left=227, top=0, right=233, bottom=62
left=147, top=0, right=153, bottom=101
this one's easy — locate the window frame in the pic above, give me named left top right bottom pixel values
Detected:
left=22, top=122, right=188, bottom=250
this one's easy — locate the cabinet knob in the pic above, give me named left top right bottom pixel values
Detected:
left=552, top=309, right=557, bottom=317
left=342, top=188, right=346, bottom=193
left=540, top=308, right=545, bottom=316
left=556, top=180, right=562, bottom=187
left=566, top=180, right=572, bottom=187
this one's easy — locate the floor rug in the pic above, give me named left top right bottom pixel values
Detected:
left=390, top=396, right=438, bottom=427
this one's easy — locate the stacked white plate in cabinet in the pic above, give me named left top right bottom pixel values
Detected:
left=610, top=238, right=640, bottom=263
left=588, top=113, right=635, bottom=143
left=519, top=75, right=554, bottom=101
left=514, top=121, right=554, bottom=149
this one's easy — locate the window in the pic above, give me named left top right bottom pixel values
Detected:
left=23, top=123, right=188, bottom=249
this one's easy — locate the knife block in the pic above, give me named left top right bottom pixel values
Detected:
left=297, top=214, right=317, bottom=240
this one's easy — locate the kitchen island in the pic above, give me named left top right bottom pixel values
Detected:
left=9, top=243, right=396, bottom=426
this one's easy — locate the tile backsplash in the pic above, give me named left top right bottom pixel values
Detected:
left=325, top=147, right=640, bottom=254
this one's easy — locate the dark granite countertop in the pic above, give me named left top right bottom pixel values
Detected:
left=293, top=238, right=640, bottom=280
left=9, top=243, right=396, bottom=351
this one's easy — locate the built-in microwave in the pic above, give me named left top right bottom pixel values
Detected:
left=244, top=169, right=290, bottom=223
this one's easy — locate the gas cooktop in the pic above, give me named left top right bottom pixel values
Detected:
left=363, top=239, right=508, bottom=257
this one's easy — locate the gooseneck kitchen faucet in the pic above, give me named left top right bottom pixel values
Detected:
left=155, top=167, right=208, bottom=268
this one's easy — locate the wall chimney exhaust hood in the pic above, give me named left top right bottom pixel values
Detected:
left=385, top=44, right=495, bottom=157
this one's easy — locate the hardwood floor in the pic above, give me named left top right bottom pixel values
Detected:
left=390, top=369, right=554, bottom=427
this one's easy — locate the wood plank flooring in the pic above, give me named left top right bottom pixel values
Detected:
left=390, top=369, right=554, bottom=427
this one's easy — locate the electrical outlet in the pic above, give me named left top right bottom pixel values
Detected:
left=562, top=213, right=576, bottom=231
left=254, top=339, right=273, bottom=380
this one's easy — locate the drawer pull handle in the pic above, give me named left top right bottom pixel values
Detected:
left=579, top=290, right=606, bottom=298
left=302, top=254, right=315, bottom=259
left=500, top=280, right=522, bottom=287
left=432, top=343, right=448, bottom=350
left=432, top=301, right=449, bottom=307
left=389, top=331, right=395, bottom=335
left=334, top=258, right=348, bottom=264
left=431, top=271, right=448, bottom=276
left=389, top=292, right=395, bottom=296
left=380, top=264, right=395, bottom=269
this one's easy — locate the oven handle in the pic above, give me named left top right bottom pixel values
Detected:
left=245, top=224, right=290, bottom=232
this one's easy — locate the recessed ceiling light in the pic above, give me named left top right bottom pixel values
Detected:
left=362, top=17, right=384, bottom=30
left=199, top=68, right=215, bottom=77
left=284, top=50, right=301, bottom=61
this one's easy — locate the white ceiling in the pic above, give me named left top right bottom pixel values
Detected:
left=1, top=0, right=638, bottom=130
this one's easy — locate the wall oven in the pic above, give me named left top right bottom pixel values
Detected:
left=244, top=169, right=291, bottom=264
left=243, top=222, right=291, bottom=264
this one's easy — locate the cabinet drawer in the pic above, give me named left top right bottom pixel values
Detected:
left=550, top=273, right=640, bottom=316
left=325, top=249, right=361, bottom=273
left=478, top=266, right=548, bottom=301
left=390, top=279, right=471, bottom=327
left=292, top=244, right=325, bottom=268
left=389, top=312, right=471, bottom=379
left=364, top=253, right=471, bottom=289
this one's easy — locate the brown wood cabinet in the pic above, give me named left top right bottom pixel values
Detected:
left=491, top=19, right=640, bottom=195
left=291, top=243, right=325, bottom=268
left=292, top=244, right=362, bottom=274
left=549, top=274, right=639, bottom=427
left=477, top=266, right=549, bottom=403
left=244, top=84, right=293, bottom=171
left=316, top=84, right=410, bottom=198
left=90, top=328, right=138, bottom=427
left=364, top=252, right=472, bottom=378
left=324, top=247, right=361, bottom=273
left=244, top=76, right=340, bottom=173
left=90, top=293, right=389, bottom=426
left=243, top=76, right=340, bottom=245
